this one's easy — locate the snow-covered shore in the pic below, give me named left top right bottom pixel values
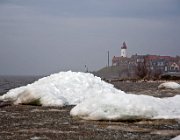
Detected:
left=0, top=71, right=180, bottom=120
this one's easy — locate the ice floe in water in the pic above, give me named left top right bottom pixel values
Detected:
left=0, top=71, right=180, bottom=120
left=158, top=82, right=180, bottom=90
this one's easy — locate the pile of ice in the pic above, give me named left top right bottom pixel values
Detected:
left=70, top=93, right=180, bottom=120
left=0, top=71, right=121, bottom=106
left=158, top=82, right=180, bottom=90
left=0, top=71, right=180, bottom=121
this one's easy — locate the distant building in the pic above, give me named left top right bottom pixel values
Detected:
left=144, top=55, right=179, bottom=73
left=112, top=56, right=130, bottom=66
left=112, top=42, right=180, bottom=76
left=112, top=41, right=129, bottom=66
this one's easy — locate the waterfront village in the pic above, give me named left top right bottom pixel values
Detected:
left=96, top=42, right=180, bottom=80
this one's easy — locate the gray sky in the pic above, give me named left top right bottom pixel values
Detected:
left=0, top=0, right=180, bottom=75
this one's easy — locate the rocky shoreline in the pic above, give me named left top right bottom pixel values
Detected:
left=1, top=105, right=180, bottom=140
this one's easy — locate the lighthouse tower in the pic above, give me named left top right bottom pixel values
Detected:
left=121, top=42, right=127, bottom=57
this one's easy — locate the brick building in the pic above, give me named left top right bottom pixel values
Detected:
left=112, top=42, right=180, bottom=75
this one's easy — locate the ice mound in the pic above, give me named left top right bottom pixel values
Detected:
left=70, top=93, right=158, bottom=120
left=158, top=82, right=180, bottom=90
left=1, top=71, right=180, bottom=121
left=70, top=94, right=180, bottom=120
left=0, top=71, right=122, bottom=106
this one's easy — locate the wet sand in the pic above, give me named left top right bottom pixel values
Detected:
left=0, top=77, right=180, bottom=140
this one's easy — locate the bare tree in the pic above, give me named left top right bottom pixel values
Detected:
left=153, top=69, right=162, bottom=80
left=135, top=63, right=148, bottom=79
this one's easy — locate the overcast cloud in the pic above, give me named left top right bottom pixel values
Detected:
left=0, top=0, right=180, bottom=75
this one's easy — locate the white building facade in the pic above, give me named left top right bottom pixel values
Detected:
left=121, top=42, right=127, bottom=57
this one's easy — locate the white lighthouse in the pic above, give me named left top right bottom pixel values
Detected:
left=121, top=42, right=127, bottom=57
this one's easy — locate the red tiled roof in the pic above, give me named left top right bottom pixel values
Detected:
left=145, top=55, right=175, bottom=61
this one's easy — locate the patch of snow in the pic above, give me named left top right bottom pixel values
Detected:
left=171, top=135, right=180, bottom=140
left=30, top=136, right=43, bottom=140
left=158, top=82, right=180, bottom=90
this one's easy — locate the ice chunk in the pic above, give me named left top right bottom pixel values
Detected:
left=158, top=82, right=180, bottom=90
left=171, top=135, right=180, bottom=140
left=70, top=94, right=180, bottom=120
left=70, top=93, right=159, bottom=120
